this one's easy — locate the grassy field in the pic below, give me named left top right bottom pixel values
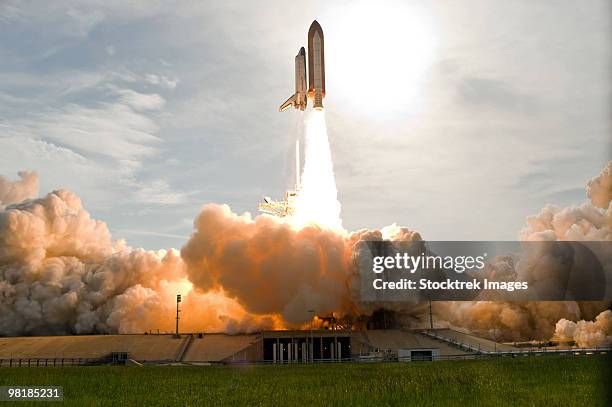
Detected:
left=0, top=355, right=609, bottom=406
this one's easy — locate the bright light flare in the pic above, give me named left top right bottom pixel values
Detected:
left=325, top=1, right=438, bottom=117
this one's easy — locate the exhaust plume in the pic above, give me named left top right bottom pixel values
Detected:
left=1, top=161, right=610, bottom=339
left=181, top=203, right=353, bottom=324
left=292, top=109, right=343, bottom=231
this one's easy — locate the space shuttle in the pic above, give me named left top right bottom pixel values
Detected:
left=279, top=21, right=325, bottom=112
left=279, top=47, right=307, bottom=111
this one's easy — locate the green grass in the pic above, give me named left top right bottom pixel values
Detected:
left=0, top=355, right=609, bottom=406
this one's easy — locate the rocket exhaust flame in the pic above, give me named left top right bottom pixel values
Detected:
left=292, top=109, right=343, bottom=231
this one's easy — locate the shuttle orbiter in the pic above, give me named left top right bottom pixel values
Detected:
left=279, top=21, right=326, bottom=112
left=279, top=47, right=307, bottom=112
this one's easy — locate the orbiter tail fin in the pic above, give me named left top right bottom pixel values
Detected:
left=279, top=94, right=297, bottom=112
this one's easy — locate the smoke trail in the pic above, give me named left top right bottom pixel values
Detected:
left=292, top=109, right=343, bottom=231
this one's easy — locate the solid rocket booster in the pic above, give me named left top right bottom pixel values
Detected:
left=279, top=21, right=325, bottom=112
left=279, top=47, right=307, bottom=112
left=307, top=20, right=325, bottom=109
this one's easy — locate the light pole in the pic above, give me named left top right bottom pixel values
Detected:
left=308, top=309, right=315, bottom=362
left=493, top=328, right=498, bottom=353
left=175, top=294, right=182, bottom=338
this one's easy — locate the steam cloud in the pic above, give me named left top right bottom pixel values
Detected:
left=0, top=185, right=273, bottom=335
left=0, top=171, right=38, bottom=207
left=555, top=309, right=612, bottom=347
left=0, top=162, right=610, bottom=343
left=435, top=162, right=612, bottom=344
left=181, top=204, right=421, bottom=325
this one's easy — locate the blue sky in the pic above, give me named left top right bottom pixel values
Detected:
left=0, top=1, right=610, bottom=248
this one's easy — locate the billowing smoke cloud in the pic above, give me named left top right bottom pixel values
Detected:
left=434, top=162, right=612, bottom=343
left=181, top=203, right=396, bottom=325
left=1, top=162, right=610, bottom=340
left=0, top=171, right=38, bottom=206
left=587, top=162, right=612, bottom=210
left=0, top=188, right=272, bottom=335
left=182, top=205, right=346, bottom=323
left=519, top=162, right=611, bottom=241
left=555, top=309, right=612, bottom=347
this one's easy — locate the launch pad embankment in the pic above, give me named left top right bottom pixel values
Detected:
left=1, top=328, right=607, bottom=367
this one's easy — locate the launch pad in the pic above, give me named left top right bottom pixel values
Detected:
left=258, top=140, right=301, bottom=217
left=4, top=328, right=603, bottom=366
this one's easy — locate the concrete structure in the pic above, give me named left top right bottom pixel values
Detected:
left=183, top=334, right=260, bottom=363
left=262, top=330, right=353, bottom=362
left=398, top=348, right=440, bottom=361
left=0, top=334, right=182, bottom=362
left=363, top=329, right=472, bottom=360
left=0, top=328, right=527, bottom=365
left=422, top=329, right=518, bottom=353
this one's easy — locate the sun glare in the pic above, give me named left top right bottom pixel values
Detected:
left=325, top=2, right=438, bottom=117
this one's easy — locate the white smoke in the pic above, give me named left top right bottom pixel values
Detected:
left=435, top=161, right=612, bottom=343
left=521, top=162, right=611, bottom=242
left=555, top=309, right=612, bottom=347
left=1, top=162, right=610, bottom=340
left=0, top=171, right=38, bottom=207
left=0, top=188, right=271, bottom=335
left=587, top=161, right=612, bottom=210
